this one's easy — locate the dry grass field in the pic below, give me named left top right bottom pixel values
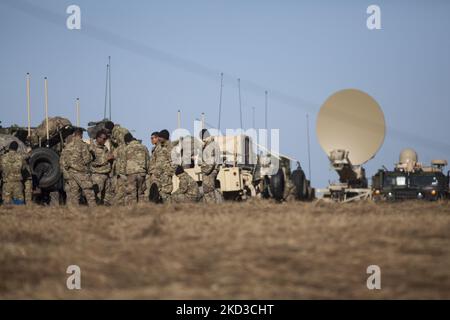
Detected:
left=0, top=200, right=449, bottom=299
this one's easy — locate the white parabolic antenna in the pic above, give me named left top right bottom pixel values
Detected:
left=316, top=89, right=386, bottom=166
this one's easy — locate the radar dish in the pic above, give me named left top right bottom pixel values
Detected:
left=316, top=89, right=385, bottom=166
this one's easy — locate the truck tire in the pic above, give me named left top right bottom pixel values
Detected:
left=270, top=168, right=285, bottom=201
left=29, top=148, right=61, bottom=189
left=291, top=169, right=307, bottom=200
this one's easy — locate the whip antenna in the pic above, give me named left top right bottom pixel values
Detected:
left=76, top=98, right=80, bottom=127
left=103, top=62, right=109, bottom=119
left=238, top=78, right=243, bottom=129
left=108, top=56, right=112, bottom=120
left=217, top=72, right=223, bottom=130
left=26, top=73, right=31, bottom=137
left=264, top=90, right=268, bottom=130
left=306, top=114, right=312, bottom=181
left=44, top=77, right=49, bottom=144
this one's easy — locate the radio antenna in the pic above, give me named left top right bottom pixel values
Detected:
left=108, top=56, right=112, bottom=120
left=44, top=77, right=49, bottom=144
left=26, top=73, right=31, bottom=137
left=76, top=98, right=80, bottom=127
left=306, top=114, right=312, bottom=181
left=252, top=107, right=255, bottom=129
left=103, top=62, right=109, bottom=119
left=217, top=72, right=223, bottom=131
left=264, top=90, right=268, bottom=130
left=238, top=78, right=243, bottom=129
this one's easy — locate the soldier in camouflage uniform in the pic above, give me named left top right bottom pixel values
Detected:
left=90, top=130, right=114, bottom=205
left=124, top=133, right=150, bottom=204
left=145, top=131, right=159, bottom=199
left=110, top=125, right=129, bottom=206
left=0, top=141, right=28, bottom=204
left=60, top=128, right=96, bottom=207
left=171, top=166, right=200, bottom=203
left=200, top=129, right=222, bottom=203
left=21, top=146, right=33, bottom=205
left=153, top=129, right=175, bottom=203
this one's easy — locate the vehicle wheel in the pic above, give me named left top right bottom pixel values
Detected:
left=291, top=169, right=307, bottom=200
left=29, top=148, right=61, bottom=189
left=269, top=168, right=285, bottom=201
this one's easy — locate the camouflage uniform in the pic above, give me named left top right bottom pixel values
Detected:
left=90, top=142, right=113, bottom=205
left=22, top=149, right=33, bottom=205
left=145, top=145, right=157, bottom=198
left=60, top=136, right=96, bottom=206
left=0, top=150, right=28, bottom=204
left=110, top=126, right=129, bottom=205
left=125, top=140, right=150, bottom=204
left=172, top=171, right=200, bottom=203
left=201, top=137, right=222, bottom=203
left=154, top=140, right=175, bottom=203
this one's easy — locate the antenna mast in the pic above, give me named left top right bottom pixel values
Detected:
left=306, top=114, right=312, bottom=181
left=264, top=90, right=268, bottom=130
left=103, top=62, right=109, bottom=119
left=177, top=110, right=181, bottom=129
left=238, top=78, right=243, bottom=129
left=26, top=73, right=31, bottom=137
left=108, top=56, right=112, bottom=120
left=76, top=98, right=80, bottom=127
left=252, top=107, right=255, bottom=128
left=44, top=77, right=49, bottom=144
left=217, top=72, right=223, bottom=130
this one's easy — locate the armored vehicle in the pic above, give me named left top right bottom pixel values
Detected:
left=372, top=149, right=449, bottom=201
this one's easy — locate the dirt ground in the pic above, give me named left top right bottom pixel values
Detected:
left=0, top=200, right=449, bottom=299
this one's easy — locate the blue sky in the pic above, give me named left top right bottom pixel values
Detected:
left=1, top=0, right=449, bottom=188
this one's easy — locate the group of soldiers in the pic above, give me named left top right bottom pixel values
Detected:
left=0, top=124, right=222, bottom=206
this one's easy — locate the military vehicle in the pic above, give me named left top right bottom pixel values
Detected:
left=372, top=148, right=449, bottom=201
left=0, top=118, right=76, bottom=204
left=316, top=89, right=386, bottom=202
left=171, top=131, right=314, bottom=202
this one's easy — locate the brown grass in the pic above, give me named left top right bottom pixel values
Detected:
left=0, top=200, right=449, bottom=299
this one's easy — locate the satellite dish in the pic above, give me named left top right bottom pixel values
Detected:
left=316, top=89, right=385, bottom=165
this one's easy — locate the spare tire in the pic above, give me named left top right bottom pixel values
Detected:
left=291, top=169, right=307, bottom=200
left=269, top=168, right=285, bottom=201
left=29, top=148, right=61, bottom=189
